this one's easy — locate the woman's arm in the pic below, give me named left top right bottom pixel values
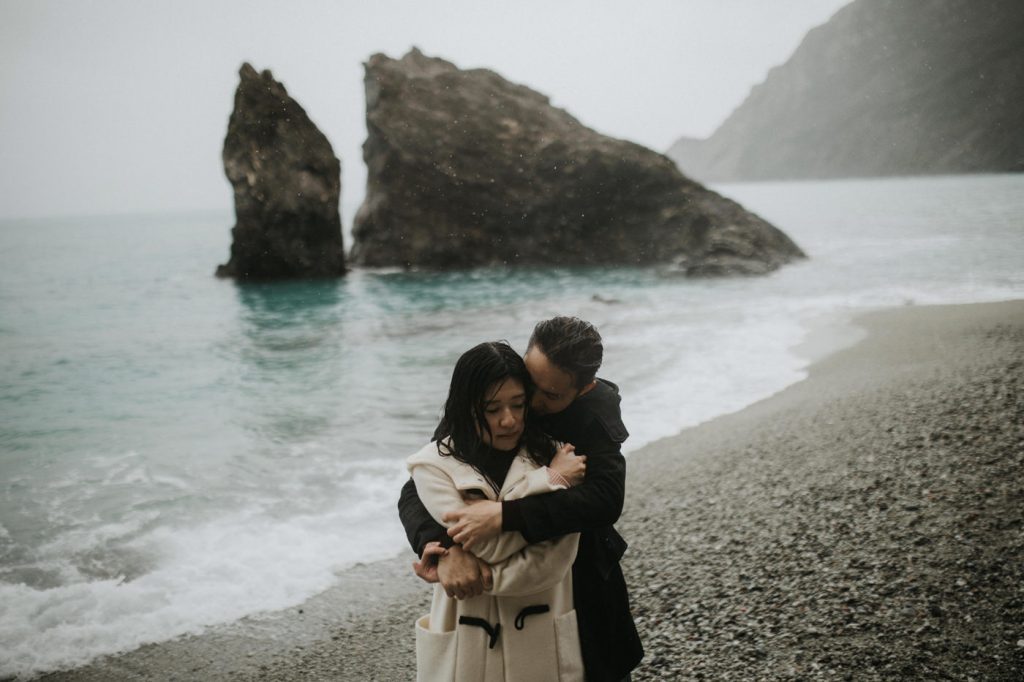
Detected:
left=411, top=464, right=530, bottom=564
left=485, top=532, right=580, bottom=597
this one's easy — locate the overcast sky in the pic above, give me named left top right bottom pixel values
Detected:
left=0, top=0, right=850, bottom=221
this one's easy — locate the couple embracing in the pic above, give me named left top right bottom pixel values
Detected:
left=398, top=316, right=643, bottom=681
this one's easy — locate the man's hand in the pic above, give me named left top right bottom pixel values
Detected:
left=443, top=500, right=502, bottom=550
left=437, top=545, right=493, bottom=599
left=412, top=541, right=447, bottom=583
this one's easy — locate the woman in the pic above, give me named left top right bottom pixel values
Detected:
left=408, top=341, right=587, bottom=681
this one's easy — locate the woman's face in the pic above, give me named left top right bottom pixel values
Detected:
left=479, top=377, right=526, bottom=451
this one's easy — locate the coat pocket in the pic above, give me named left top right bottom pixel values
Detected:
left=415, top=614, right=456, bottom=682
left=553, top=609, right=585, bottom=682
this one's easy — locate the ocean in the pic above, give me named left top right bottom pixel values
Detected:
left=1, top=173, right=1022, bottom=677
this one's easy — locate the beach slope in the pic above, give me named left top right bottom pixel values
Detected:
left=38, top=300, right=1023, bottom=681
left=625, top=300, right=1023, bottom=680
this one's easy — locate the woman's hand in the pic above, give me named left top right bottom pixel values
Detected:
left=412, top=541, right=447, bottom=583
left=549, top=443, right=586, bottom=487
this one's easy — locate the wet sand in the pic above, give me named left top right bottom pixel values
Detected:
left=36, top=300, right=1024, bottom=681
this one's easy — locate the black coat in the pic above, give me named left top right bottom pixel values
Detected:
left=398, top=379, right=643, bottom=682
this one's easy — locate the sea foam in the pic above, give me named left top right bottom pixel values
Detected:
left=0, top=459, right=408, bottom=678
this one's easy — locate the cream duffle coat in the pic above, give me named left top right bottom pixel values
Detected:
left=407, top=439, right=584, bottom=682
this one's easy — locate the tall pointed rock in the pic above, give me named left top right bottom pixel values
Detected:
left=218, top=63, right=345, bottom=280
left=351, top=48, right=803, bottom=276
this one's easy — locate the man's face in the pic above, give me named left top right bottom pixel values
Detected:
left=524, top=346, right=579, bottom=416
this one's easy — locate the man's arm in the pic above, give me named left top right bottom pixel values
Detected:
left=398, top=476, right=451, bottom=557
left=502, top=437, right=625, bottom=543
left=443, top=446, right=583, bottom=549
left=399, top=476, right=493, bottom=598
left=399, top=462, right=562, bottom=554
left=409, top=463, right=534, bottom=564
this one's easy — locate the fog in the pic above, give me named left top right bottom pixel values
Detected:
left=0, top=0, right=849, bottom=220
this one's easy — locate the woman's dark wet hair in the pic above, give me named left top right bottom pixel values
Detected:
left=433, top=341, right=556, bottom=479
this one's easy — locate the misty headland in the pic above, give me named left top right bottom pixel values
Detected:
left=668, top=0, right=1024, bottom=182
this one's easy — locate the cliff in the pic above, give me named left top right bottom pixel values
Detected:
left=668, top=0, right=1024, bottom=182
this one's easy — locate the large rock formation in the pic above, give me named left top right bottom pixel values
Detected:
left=351, top=49, right=804, bottom=276
left=217, top=64, right=345, bottom=280
left=668, top=0, right=1024, bottom=182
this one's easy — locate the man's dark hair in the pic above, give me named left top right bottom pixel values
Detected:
left=433, top=341, right=555, bottom=487
left=528, top=316, right=603, bottom=389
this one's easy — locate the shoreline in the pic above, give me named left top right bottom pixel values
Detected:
left=31, top=299, right=1024, bottom=680
left=623, top=299, right=1023, bottom=679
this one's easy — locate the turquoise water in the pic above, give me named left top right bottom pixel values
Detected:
left=1, top=174, right=1022, bottom=676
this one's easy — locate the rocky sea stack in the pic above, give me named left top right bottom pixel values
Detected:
left=351, top=49, right=804, bottom=276
left=668, top=0, right=1024, bottom=182
left=217, top=63, right=345, bottom=280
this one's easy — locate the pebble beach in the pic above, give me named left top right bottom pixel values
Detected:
left=36, top=299, right=1024, bottom=681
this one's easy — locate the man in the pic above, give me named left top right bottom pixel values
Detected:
left=398, top=316, right=643, bottom=682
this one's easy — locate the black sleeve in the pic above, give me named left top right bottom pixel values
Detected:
left=501, top=432, right=625, bottom=543
left=398, top=476, right=454, bottom=556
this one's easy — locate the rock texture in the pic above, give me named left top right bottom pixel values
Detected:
left=217, top=64, right=345, bottom=280
left=351, top=48, right=804, bottom=276
left=669, top=0, right=1024, bottom=182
